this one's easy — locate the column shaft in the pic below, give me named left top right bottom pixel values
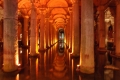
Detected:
left=0, top=20, right=3, bottom=41
left=30, top=4, right=38, bottom=56
left=3, top=0, right=18, bottom=72
left=40, top=10, right=45, bottom=50
left=22, top=16, right=29, bottom=47
left=115, top=4, right=120, bottom=55
left=80, top=0, right=94, bottom=74
left=72, top=0, right=80, bottom=55
left=98, top=6, right=106, bottom=48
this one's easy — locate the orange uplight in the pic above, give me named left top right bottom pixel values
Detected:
left=15, top=43, right=19, bottom=66
left=18, top=64, right=21, bottom=66
left=16, top=74, right=19, bottom=80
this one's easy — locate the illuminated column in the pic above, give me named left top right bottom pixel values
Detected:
left=80, top=0, right=94, bottom=74
left=3, top=0, right=18, bottom=72
left=49, top=23, right=51, bottom=46
left=48, top=22, right=50, bottom=47
left=30, top=3, right=38, bottom=56
left=69, top=8, right=73, bottom=52
left=66, top=19, right=69, bottom=48
left=0, top=20, right=3, bottom=41
left=22, top=16, right=29, bottom=48
left=45, top=19, right=48, bottom=48
left=67, top=18, right=70, bottom=48
left=72, top=0, right=80, bottom=55
left=97, top=6, right=106, bottom=49
left=51, top=26, right=53, bottom=45
left=45, top=17, right=50, bottom=48
left=40, top=9, right=45, bottom=51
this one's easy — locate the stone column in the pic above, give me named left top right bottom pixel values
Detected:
left=97, top=6, right=106, bottom=49
left=39, top=9, right=45, bottom=51
left=30, top=3, right=38, bottom=56
left=115, top=1, right=120, bottom=56
left=72, top=0, right=80, bottom=56
left=49, top=22, right=52, bottom=46
left=68, top=8, right=73, bottom=52
left=80, top=0, right=94, bottom=74
left=0, top=20, right=3, bottom=41
left=45, top=17, right=50, bottom=48
left=3, top=0, right=18, bottom=72
left=22, top=16, right=29, bottom=48
left=113, top=2, right=120, bottom=80
left=66, top=19, right=69, bottom=48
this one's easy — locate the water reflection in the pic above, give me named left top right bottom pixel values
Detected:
left=1, top=42, right=120, bottom=80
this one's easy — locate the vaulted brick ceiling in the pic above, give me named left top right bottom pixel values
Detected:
left=0, top=0, right=116, bottom=29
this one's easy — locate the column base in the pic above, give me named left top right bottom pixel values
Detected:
left=79, top=66, right=94, bottom=74
left=38, top=48, right=46, bottom=52
left=29, top=53, right=39, bottom=57
left=2, top=65, right=19, bottom=73
left=1, top=67, right=21, bottom=74
left=97, top=48, right=107, bottom=54
left=70, top=53, right=80, bottom=58
left=22, top=45, right=29, bottom=49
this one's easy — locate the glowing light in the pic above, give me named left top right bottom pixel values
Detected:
left=77, top=64, right=80, bottom=67
left=16, top=74, right=19, bottom=80
left=18, top=64, right=21, bottom=66
left=20, top=49, right=22, bottom=54
left=15, top=47, right=19, bottom=66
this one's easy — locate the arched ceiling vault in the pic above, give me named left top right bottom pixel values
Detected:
left=0, top=0, right=117, bottom=29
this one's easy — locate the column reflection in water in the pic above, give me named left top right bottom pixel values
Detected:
left=39, top=51, right=45, bottom=79
left=20, top=48, right=28, bottom=67
left=52, top=42, right=68, bottom=79
left=30, top=57, right=38, bottom=80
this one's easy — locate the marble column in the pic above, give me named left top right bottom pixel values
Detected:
left=40, top=9, right=45, bottom=51
left=30, top=3, right=38, bottom=56
left=22, top=16, right=29, bottom=48
left=72, top=0, right=80, bottom=56
left=97, top=6, right=106, bottom=49
left=3, top=0, right=18, bottom=72
left=80, top=0, right=94, bottom=74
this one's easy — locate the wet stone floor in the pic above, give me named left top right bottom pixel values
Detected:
left=0, top=42, right=120, bottom=80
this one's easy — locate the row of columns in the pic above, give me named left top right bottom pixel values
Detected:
left=1, top=0, right=57, bottom=72
left=2, top=0, right=120, bottom=75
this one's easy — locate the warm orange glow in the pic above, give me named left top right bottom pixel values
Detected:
left=15, top=47, right=19, bottom=66
left=36, top=43, right=39, bottom=54
left=72, top=59, right=74, bottom=80
left=77, top=64, right=80, bottom=67
left=18, top=64, right=21, bottom=66
left=16, top=74, right=19, bottom=80
left=36, top=58, right=38, bottom=78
